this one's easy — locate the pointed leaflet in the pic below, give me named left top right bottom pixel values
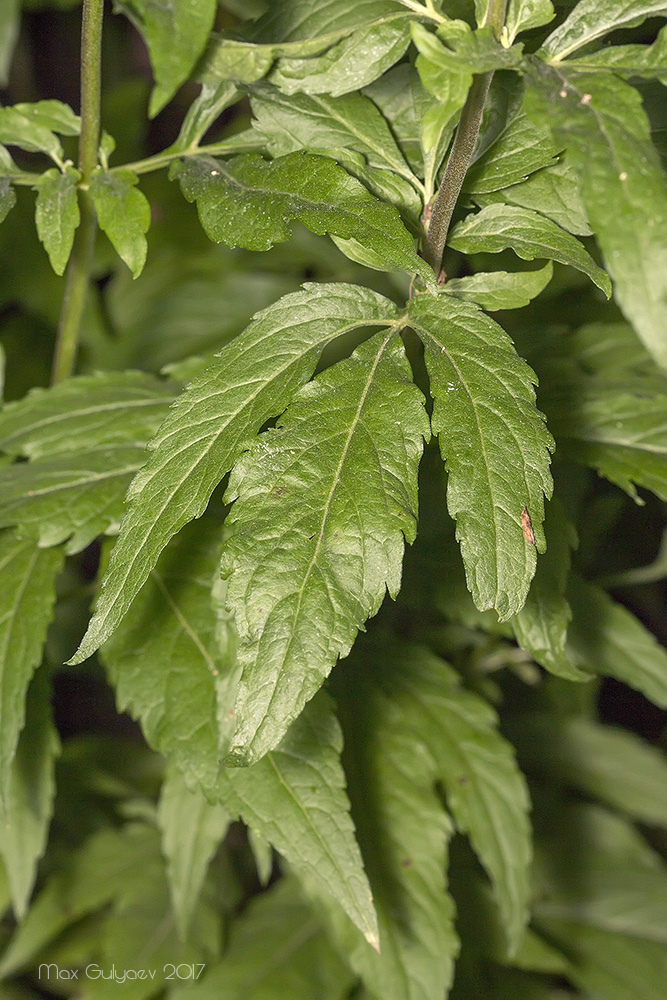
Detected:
left=100, top=518, right=239, bottom=792
left=170, top=877, right=354, bottom=1000
left=89, top=168, right=150, bottom=279
left=441, top=263, right=553, bottom=311
left=157, top=763, right=231, bottom=940
left=448, top=204, right=611, bottom=295
left=409, top=294, right=553, bottom=620
left=464, top=110, right=559, bottom=195
left=116, top=0, right=217, bottom=117
left=34, top=166, right=80, bottom=276
left=0, top=177, right=16, bottom=225
left=0, top=530, right=64, bottom=805
left=0, top=670, right=59, bottom=920
left=540, top=0, right=667, bottom=61
left=223, top=331, right=429, bottom=764
left=215, top=692, right=379, bottom=949
left=0, top=105, right=63, bottom=162
left=322, top=646, right=458, bottom=1000
left=525, top=61, right=667, bottom=367
left=72, top=284, right=401, bottom=663
left=505, top=0, right=555, bottom=44
left=171, top=152, right=432, bottom=284
left=566, top=25, right=667, bottom=81
left=566, top=575, right=667, bottom=709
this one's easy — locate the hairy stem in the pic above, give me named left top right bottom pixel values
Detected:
left=423, top=0, right=508, bottom=277
left=51, top=0, right=103, bottom=385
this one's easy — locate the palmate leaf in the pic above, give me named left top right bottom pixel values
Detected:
left=408, top=294, right=553, bottom=620
left=524, top=60, right=667, bottom=367
left=116, top=0, right=217, bottom=117
left=216, top=692, right=379, bottom=949
left=223, top=330, right=429, bottom=764
left=448, top=203, right=611, bottom=295
left=171, top=152, right=432, bottom=284
left=0, top=530, right=64, bottom=806
left=540, top=0, right=667, bottom=61
left=72, top=284, right=402, bottom=664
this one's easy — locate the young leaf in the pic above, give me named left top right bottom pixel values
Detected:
left=116, top=0, right=217, bottom=117
left=169, top=877, right=354, bottom=1000
left=540, top=0, right=667, bottom=61
left=0, top=177, right=16, bottom=225
left=567, top=575, right=667, bottom=709
left=409, top=295, right=554, bottom=620
left=448, top=203, right=611, bottom=295
left=269, top=19, right=411, bottom=96
left=171, top=152, right=432, bottom=284
left=100, top=519, right=239, bottom=792
left=157, top=763, right=231, bottom=940
left=34, top=166, right=80, bottom=276
left=464, top=110, right=559, bottom=194
left=223, top=330, right=428, bottom=764
left=0, top=530, right=64, bottom=805
left=441, top=263, right=553, bottom=310
left=0, top=670, right=59, bottom=920
left=0, top=105, right=63, bottom=162
left=72, top=284, right=402, bottom=663
left=505, top=0, right=555, bottom=44
left=524, top=61, right=667, bottom=367
left=216, top=692, right=379, bottom=950
left=88, top=168, right=151, bottom=278
left=324, top=643, right=459, bottom=1000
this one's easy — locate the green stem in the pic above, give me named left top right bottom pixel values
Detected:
left=51, top=0, right=103, bottom=385
left=116, top=135, right=265, bottom=177
left=423, top=0, right=508, bottom=277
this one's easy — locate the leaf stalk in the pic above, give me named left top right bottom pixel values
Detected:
left=51, top=0, right=103, bottom=385
left=423, top=0, right=508, bottom=277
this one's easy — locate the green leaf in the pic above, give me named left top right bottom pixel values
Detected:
left=448, top=203, right=611, bottom=295
left=216, top=692, right=379, bottom=949
left=508, top=714, right=667, bottom=827
left=409, top=294, right=554, bottom=620
left=474, top=154, right=592, bottom=236
left=363, top=62, right=435, bottom=177
left=0, top=669, right=59, bottom=920
left=157, top=762, right=231, bottom=939
left=511, top=497, right=587, bottom=681
left=34, top=165, right=80, bottom=276
left=0, top=446, right=158, bottom=553
left=548, top=379, right=667, bottom=501
left=0, top=372, right=175, bottom=460
left=170, top=877, right=354, bottom=1000
left=0, top=0, right=19, bottom=86
left=324, top=641, right=459, bottom=1000
left=505, top=0, right=555, bottom=45
left=441, top=262, right=553, bottom=310
left=223, top=331, right=428, bottom=763
left=171, top=152, right=432, bottom=283
left=116, top=0, right=217, bottom=117
left=524, top=61, right=667, bottom=367
left=0, top=177, right=16, bottom=224
left=567, top=575, right=667, bottom=708
left=71, top=284, right=403, bottom=663
left=567, top=24, right=667, bottom=82
left=0, top=530, right=64, bottom=804
left=0, top=105, right=63, bottom=162
left=89, top=168, right=151, bottom=278
left=170, top=81, right=239, bottom=153
left=12, top=99, right=80, bottom=136
left=540, top=0, right=667, bottom=61
left=533, top=804, right=667, bottom=1000
left=250, top=0, right=406, bottom=44
left=100, top=519, right=240, bottom=792
left=465, top=110, right=559, bottom=194
left=269, top=19, right=411, bottom=96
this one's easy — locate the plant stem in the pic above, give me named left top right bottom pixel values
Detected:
left=423, top=0, right=508, bottom=277
left=51, top=0, right=103, bottom=385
